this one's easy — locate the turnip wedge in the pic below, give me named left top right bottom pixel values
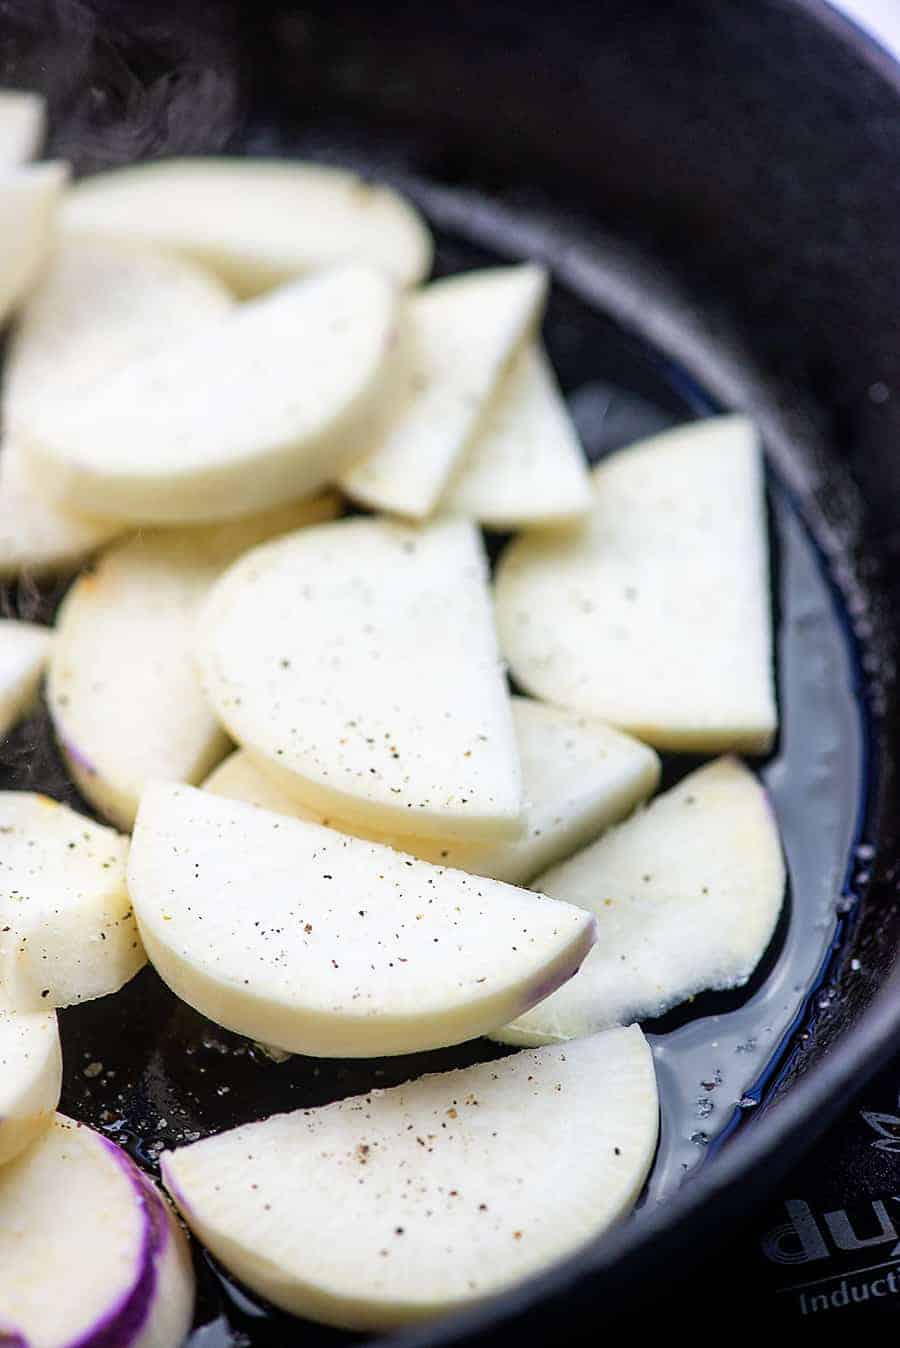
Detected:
left=0, top=620, right=51, bottom=740
left=0, top=1008, right=61, bottom=1165
left=0, top=1115, right=194, bottom=1348
left=0, top=90, right=45, bottom=164
left=203, top=698, right=660, bottom=885
left=199, top=515, right=523, bottom=842
left=495, top=416, right=777, bottom=752
left=496, top=758, right=785, bottom=1045
left=0, top=793, right=141, bottom=1010
left=61, top=156, right=432, bottom=293
left=128, top=783, right=596, bottom=1058
left=440, top=342, right=592, bottom=528
left=18, top=265, right=398, bottom=524
left=0, top=238, right=234, bottom=578
left=339, top=265, right=547, bottom=518
left=0, top=162, right=67, bottom=327
left=47, top=493, right=341, bottom=831
left=162, top=1025, right=656, bottom=1330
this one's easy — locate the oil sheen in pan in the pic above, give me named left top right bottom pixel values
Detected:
left=1, top=230, right=868, bottom=1342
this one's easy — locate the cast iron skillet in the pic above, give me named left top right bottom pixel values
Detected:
left=6, top=0, right=900, bottom=1339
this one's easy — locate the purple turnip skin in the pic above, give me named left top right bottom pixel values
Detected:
left=68, top=1136, right=194, bottom=1348
left=518, top=915, right=597, bottom=1017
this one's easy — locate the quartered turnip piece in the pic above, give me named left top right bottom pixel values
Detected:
left=0, top=238, right=234, bottom=577
left=0, top=793, right=140, bottom=1010
left=4, top=236, right=234, bottom=425
left=0, top=161, right=67, bottom=327
left=162, top=1026, right=657, bottom=1330
left=199, top=515, right=523, bottom=842
left=48, top=494, right=341, bottom=830
left=128, top=783, right=596, bottom=1058
left=497, top=758, right=785, bottom=1045
left=0, top=620, right=51, bottom=739
left=441, top=342, right=592, bottom=528
left=18, top=265, right=398, bottom=524
left=0, top=1008, right=61, bottom=1165
left=203, top=698, right=660, bottom=885
left=0, top=1115, right=194, bottom=1348
left=0, top=90, right=45, bottom=164
left=339, top=265, right=547, bottom=518
left=495, top=416, right=778, bottom=752
left=62, top=156, right=432, bottom=293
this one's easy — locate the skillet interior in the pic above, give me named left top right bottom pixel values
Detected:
left=3, top=0, right=900, bottom=1339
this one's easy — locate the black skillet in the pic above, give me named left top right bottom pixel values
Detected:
left=4, top=0, right=900, bottom=1340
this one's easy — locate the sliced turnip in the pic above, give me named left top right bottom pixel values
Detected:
left=200, top=514, right=523, bottom=841
left=0, top=1008, right=61, bottom=1165
left=0, top=238, right=234, bottom=577
left=495, top=416, right=777, bottom=752
left=339, top=265, right=547, bottom=518
left=162, top=1025, right=656, bottom=1330
left=0, top=90, right=45, bottom=164
left=128, top=783, right=596, bottom=1057
left=17, top=265, right=398, bottom=524
left=48, top=494, right=341, bottom=830
left=4, top=236, right=233, bottom=426
left=203, top=698, right=660, bottom=885
left=0, top=161, right=68, bottom=327
left=441, top=342, right=592, bottom=528
left=0, top=793, right=141, bottom=1010
left=497, top=757, right=785, bottom=1045
left=0, top=1114, right=194, bottom=1347
left=62, top=156, right=432, bottom=293
left=0, top=620, right=51, bottom=739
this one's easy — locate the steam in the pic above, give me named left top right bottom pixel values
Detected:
left=2, top=0, right=242, bottom=170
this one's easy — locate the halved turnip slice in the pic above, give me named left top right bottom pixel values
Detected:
left=0, top=239, right=234, bottom=577
left=0, top=1008, right=61, bottom=1165
left=497, top=758, right=785, bottom=1045
left=48, top=494, right=341, bottom=830
left=0, top=620, right=51, bottom=739
left=0, top=161, right=68, bottom=326
left=495, top=416, right=777, bottom=752
left=0, top=793, right=140, bottom=1010
left=200, top=514, right=523, bottom=842
left=128, top=783, right=596, bottom=1057
left=339, top=265, right=547, bottom=518
left=0, top=90, right=45, bottom=164
left=0, top=1115, right=194, bottom=1348
left=18, top=265, right=398, bottom=524
left=162, top=1025, right=656, bottom=1330
left=4, top=236, right=233, bottom=425
left=203, top=698, right=660, bottom=885
left=441, top=342, right=592, bottom=528
left=61, top=156, right=432, bottom=293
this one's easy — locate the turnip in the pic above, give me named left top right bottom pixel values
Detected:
left=0, top=162, right=67, bottom=328
left=0, top=793, right=140, bottom=1010
left=495, top=415, right=777, bottom=752
left=0, top=90, right=45, bottom=164
left=128, top=782, right=596, bottom=1057
left=0, top=1115, right=194, bottom=1347
left=441, top=342, right=592, bottom=527
left=0, top=1008, right=61, bottom=1166
left=47, top=494, right=341, bottom=830
left=0, top=621, right=51, bottom=741
left=199, top=515, right=524, bottom=841
left=62, top=156, right=432, bottom=293
left=162, top=1026, right=656, bottom=1330
left=339, top=265, right=547, bottom=518
left=497, top=757, right=785, bottom=1044
left=203, top=697, right=660, bottom=885
left=18, top=265, right=398, bottom=524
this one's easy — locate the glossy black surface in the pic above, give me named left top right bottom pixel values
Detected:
left=3, top=0, right=900, bottom=1340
